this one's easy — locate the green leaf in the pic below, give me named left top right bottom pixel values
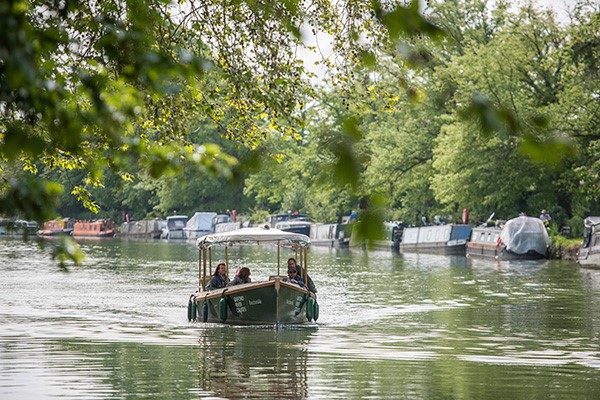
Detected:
left=520, top=134, right=577, bottom=167
left=377, top=0, right=445, bottom=41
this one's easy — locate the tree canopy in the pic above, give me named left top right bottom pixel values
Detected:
left=1, top=0, right=599, bottom=263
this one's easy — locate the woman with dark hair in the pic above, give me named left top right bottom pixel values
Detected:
left=205, top=262, right=229, bottom=290
left=228, top=266, right=251, bottom=286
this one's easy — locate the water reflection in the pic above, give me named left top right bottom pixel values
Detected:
left=195, top=327, right=314, bottom=399
left=466, top=255, right=550, bottom=273
left=400, top=252, right=469, bottom=269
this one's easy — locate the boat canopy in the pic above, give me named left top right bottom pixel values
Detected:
left=186, top=212, right=217, bottom=231
left=196, top=226, right=311, bottom=249
left=500, top=216, right=549, bottom=255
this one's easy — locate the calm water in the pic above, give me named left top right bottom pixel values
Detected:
left=2, top=238, right=600, bottom=399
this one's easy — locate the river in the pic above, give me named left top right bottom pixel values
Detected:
left=2, top=237, right=600, bottom=399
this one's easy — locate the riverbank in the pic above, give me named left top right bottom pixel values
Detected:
left=549, top=236, right=581, bottom=261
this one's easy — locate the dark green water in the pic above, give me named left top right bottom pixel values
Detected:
left=2, top=238, right=600, bottom=399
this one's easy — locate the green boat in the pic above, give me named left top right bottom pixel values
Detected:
left=188, top=226, right=318, bottom=325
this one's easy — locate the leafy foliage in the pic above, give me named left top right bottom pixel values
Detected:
left=1, top=0, right=599, bottom=267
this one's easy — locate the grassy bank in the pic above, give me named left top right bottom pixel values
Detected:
left=549, top=235, right=581, bottom=261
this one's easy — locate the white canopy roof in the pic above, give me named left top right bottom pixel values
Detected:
left=196, top=226, right=311, bottom=249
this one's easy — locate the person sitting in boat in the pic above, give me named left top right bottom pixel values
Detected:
left=205, top=262, right=229, bottom=291
left=287, top=257, right=316, bottom=292
left=286, top=267, right=306, bottom=288
left=228, top=266, right=251, bottom=286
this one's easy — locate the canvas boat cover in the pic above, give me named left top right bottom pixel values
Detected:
left=500, top=216, right=549, bottom=255
left=185, top=212, right=217, bottom=231
left=197, top=226, right=310, bottom=249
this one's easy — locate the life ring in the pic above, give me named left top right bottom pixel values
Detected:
left=313, top=301, right=319, bottom=321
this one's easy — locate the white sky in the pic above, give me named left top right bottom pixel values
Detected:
left=535, top=0, right=581, bottom=21
left=298, top=0, right=587, bottom=82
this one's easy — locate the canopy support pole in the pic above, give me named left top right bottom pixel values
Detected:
left=202, top=248, right=208, bottom=291
left=198, top=249, right=202, bottom=291
left=303, top=246, right=308, bottom=284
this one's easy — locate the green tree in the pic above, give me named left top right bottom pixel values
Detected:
left=430, top=3, right=584, bottom=223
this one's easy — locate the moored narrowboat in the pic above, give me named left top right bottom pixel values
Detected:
left=349, top=221, right=403, bottom=250
left=120, top=219, right=166, bottom=239
left=467, top=216, right=549, bottom=260
left=578, top=217, right=600, bottom=268
left=400, top=224, right=472, bottom=255
left=37, top=218, right=76, bottom=237
left=72, top=219, right=116, bottom=238
left=0, top=219, right=38, bottom=237
left=309, top=223, right=350, bottom=247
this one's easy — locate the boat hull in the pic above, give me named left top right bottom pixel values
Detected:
left=72, top=231, right=116, bottom=238
left=466, top=242, right=546, bottom=260
left=279, top=226, right=311, bottom=236
left=350, top=222, right=403, bottom=250
left=468, top=219, right=548, bottom=260
left=183, top=229, right=212, bottom=239
left=162, top=230, right=185, bottom=239
left=579, top=219, right=600, bottom=267
left=578, top=246, right=600, bottom=267
left=400, top=225, right=472, bottom=255
left=37, top=228, right=73, bottom=237
left=400, top=241, right=467, bottom=255
left=309, top=223, right=350, bottom=247
left=120, top=220, right=165, bottom=239
left=192, top=280, right=315, bottom=325
left=310, top=238, right=350, bottom=247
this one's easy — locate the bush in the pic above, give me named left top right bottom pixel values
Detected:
left=548, top=234, right=581, bottom=260
left=566, top=216, right=584, bottom=239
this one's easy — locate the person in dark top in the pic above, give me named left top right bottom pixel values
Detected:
left=286, top=267, right=305, bottom=288
left=205, top=262, right=229, bottom=291
left=228, top=266, right=251, bottom=286
left=287, top=257, right=316, bottom=293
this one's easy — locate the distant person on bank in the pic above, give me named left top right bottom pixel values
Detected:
left=539, top=210, right=552, bottom=225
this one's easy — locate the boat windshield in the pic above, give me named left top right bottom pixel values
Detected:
left=167, top=218, right=188, bottom=229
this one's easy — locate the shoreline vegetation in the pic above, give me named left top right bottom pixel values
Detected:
left=1, top=1, right=598, bottom=266
left=549, top=236, right=581, bottom=261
